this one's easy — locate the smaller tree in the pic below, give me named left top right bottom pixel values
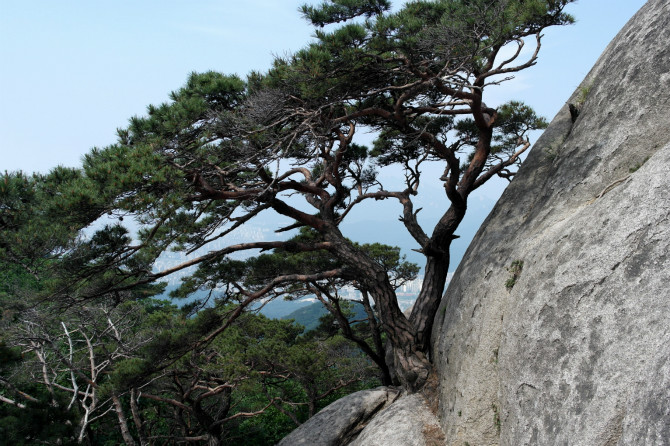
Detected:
left=109, top=306, right=377, bottom=445
left=7, top=302, right=154, bottom=444
left=172, top=227, right=418, bottom=385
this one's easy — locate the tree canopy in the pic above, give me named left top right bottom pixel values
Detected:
left=1, top=0, right=576, bottom=442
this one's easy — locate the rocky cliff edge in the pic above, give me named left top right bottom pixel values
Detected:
left=431, top=0, right=670, bottom=444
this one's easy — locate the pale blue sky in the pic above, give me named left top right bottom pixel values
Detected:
left=0, top=0, right=649, bottom=273
left=1, top=1, right=646, bottom=174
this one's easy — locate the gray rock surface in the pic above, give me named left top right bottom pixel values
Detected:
left=349, top=393, right=445, bottom=446
left=431, top=0, right=670, bottom=445
left=276, top=387, right=399, bottom=446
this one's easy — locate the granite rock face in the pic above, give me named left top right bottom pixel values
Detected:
left=349, top=394, right=445, bottom=446
left=276, top=387, right=399, bottom=446
left=431, top=1, right=670, bottom=445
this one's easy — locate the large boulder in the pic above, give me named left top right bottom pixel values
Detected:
left=431, top=0, right=670, bottom=445
left=276, top=387, right=399, bottom=446
left=349, top=393, right=445, bottom=446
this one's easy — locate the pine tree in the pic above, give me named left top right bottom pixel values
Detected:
left=4, top=0, right=574, bottom=392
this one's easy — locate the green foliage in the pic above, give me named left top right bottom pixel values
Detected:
left=544, top=146, right=560, bottom=161
left=575, top=83, right=592, bottom=108
left=493, top=102, right=549, bottom=151
left=1, top=290, right=376, bottom=445
left=0, top=172, right=84, bottom=283
left=0, top=342, right=21, bottom=368
left=629, top=156, right=650, bottom=173
left=301, top=0, right=391, bottom=27
left=171, top=227, right=418, bottom=305
left=0, top=386, right=78, bottom=446
left=505, top=260, right=524, bottom=290
left=492, top=403, right=501, bottom=434
left=102, top=304, right=377, bottom=444
left=232, top=405, right=296, bottom=445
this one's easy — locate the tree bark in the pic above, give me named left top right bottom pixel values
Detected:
left=323, top=229, right=432, bottom=390
left=112, top=393, right=137, bottom=446
left=130, top=388, right=149, bottom=446
left=361, top=290, right=393, bottom=385
left=191, top=398, right=222, bottom=446
left=410, top=204, right=465, bottom=351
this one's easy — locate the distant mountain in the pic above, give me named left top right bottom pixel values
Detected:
left=159, top=286, right=319, bottom=319
left=159, top=284, right=420, bottom=328
left=282, top=301, right=369, bottom=332
left=254, top=297, right=315, bottom=319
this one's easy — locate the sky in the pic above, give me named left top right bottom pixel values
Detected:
left=1, top=0, right=647, bottom=174
left=0, top=0, right=649, bottom=270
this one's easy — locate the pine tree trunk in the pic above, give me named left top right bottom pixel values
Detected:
left=410, top=253, right=451, bottom=352
left=321, top=197, right=469, bottom=391
left=410, top=203, right=466, bottom=351
left=361, top=290, right=393, bottom=385
left=324, top=229, right=429, bottom=390
left=353, top=260, right=432, bottom=391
